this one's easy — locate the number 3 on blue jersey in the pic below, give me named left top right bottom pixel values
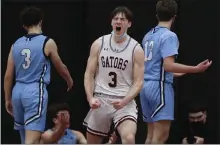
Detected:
left=21, top=48, right=31, bottom=69
left=144, top=41, right=154, bottom=61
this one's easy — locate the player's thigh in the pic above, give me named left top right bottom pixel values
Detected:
left=21, top=83, right=48, bottom=133
left=140, top=81, right=160, bottom=123
left=83, top=97, right=113, bottom=137
left=151, top=83, right=174, bottom=122
left=11, top=83, right=25, bottom=130
left=113, top=100, right=137, bottom=135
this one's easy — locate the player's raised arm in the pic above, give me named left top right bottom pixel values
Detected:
left=123, top=45, right=145, bottom=104
left=84, top=39, right=101, bottom=102
left=4, top=46, right=14, bottom=116
left=44, top=39, right=73, bottom=91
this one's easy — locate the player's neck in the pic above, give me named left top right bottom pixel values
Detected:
left=113, top=35, right=127, bottom=43
left=157, top=22, right=171, bottom=30
left=27, top=27, right=42, bottom=35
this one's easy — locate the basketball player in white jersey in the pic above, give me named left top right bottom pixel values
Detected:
left=83, top=6, right=145, bottom=144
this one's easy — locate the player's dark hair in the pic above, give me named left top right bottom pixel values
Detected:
left=110, top=6, right=133, bottom=22
left=20, top=7, right=44, bottom=27
left=187, top=101, right=206, bottom=113
left=156, top=0, right=178, bottom=21
left=47, top=103, right=71, bottom=128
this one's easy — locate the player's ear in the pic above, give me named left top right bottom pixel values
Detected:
left=39, top=20, right=43, bottom=27
left=128, top=21, right=132, bottom=28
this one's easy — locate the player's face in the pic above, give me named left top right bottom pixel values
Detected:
left=53, top=110, right=70, bottom=127
left=111, top=13, right=131, bottom=36
left=188, top=111, right=206, bottom=123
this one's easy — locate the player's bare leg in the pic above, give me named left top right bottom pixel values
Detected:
left=145, top=123, right=154, bottom=144
left=25, top=130, right=42, bottom=144
left=151, top=120, right=171, bottom=144
left=117, top=120, right=137, bottom=144
left=86, top=132, right=104, bottom=144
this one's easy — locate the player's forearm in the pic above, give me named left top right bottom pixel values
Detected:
left=43, top=126, right=66, bottom=144
left=123, top=80, right=143, bottom=103
left=84, top=72, right=95, bottom=102
left=4, top=76, right=13, bottom=101
left=174, top=73, right=185, bottom=77
left=58, top=64, right=73, bottom=83
left=164, top=62, right=197, bottom=73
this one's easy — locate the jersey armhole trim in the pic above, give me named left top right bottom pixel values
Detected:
left=132, top=42, right=139, bottom=65
left=43, top=37, right=50, bottom=59
left=98, top=36, right=104, bottom=55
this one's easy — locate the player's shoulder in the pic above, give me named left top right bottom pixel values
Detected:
left=98, top=34, right=111, bottom=41
left=160, top=29, right=178, bottom=40
left=13, top=35, right=26, bottom=46
left=93, top=34, right=111, bottom=46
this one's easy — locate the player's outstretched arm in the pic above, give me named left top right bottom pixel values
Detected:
left=72, top=130, right=87, bottom=144
left=44, top=39, right=73, bottom=91
left=123, top=45, right=145, bottom=104
left=161, top=35, right=212, bottom=74
left=173, top=73, right=185, bottom=77
left=163, top=56, right=212, bottom=74
left=4, top=46, right=14, bottom=116
left=84, top=39, right=101, bottom=102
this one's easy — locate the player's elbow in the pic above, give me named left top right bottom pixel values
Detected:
left=40, top=134, right=53, bottom=144
left=56, top=63, right=68, bottom=75
left=163, top=62, right=173, bottom=72
left=4, top=73, right=13, bottom=82
left=84, top=70, right=94, bottom=82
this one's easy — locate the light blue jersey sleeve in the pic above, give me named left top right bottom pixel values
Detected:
left=160, top=35, right=179, bottom=58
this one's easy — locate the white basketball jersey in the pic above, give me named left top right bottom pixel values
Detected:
left=94, top=34, right=140, bottom=96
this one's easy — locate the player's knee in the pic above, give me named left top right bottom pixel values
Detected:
left=121, top=133, right=135, bottom=144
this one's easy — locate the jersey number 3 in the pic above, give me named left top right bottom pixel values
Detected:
left=21, top=48, right=31, bottom=69
left=108, top=72, right=117, bottom=87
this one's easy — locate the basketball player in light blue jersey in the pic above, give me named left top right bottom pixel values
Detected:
left=40, top=103, right=87, bottom=144
left=140, top=0, right=212, bottom=144
left=4, top=7, right=73, bottom=144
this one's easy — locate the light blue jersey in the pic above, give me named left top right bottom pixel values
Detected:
left=12, top=34, right=51, bottom=85
left=11, top=34, right=50, bottom=142
left=140, top=26, right=179, bottom=122
left=58, top=129, right=77, bottom=144
left=142, top=26, right=179, bottom=83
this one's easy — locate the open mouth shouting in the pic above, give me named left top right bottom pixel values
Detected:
left=116, top=26, right=121, bottom=32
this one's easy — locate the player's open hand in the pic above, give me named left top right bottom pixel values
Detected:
left=5, top=100, right=13, bottom=116
left=89, top=98, right=101, bottom=109
left=195, top=59, right=212, bottom=73
left=111, top=100, right=126, bottom=110
left=56, top=111, right=70, bottom=129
